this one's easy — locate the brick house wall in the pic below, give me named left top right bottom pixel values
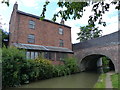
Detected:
left=9, top=3, right=72, bottom=50
left=9, top=3, right=73, bottom=63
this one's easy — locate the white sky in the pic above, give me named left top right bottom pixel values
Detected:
left=0, top=0, right=118, bottom=44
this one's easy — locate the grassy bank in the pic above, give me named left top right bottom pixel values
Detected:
left=111, top=73, right=120, bottom=88
left=94, top=74, right=106, bottom=88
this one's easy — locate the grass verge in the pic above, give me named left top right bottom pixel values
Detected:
left=94, top=74, right=106, bottom=88
left=111, top=73, right=120, bottom=88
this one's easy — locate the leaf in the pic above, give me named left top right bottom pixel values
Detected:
left=40, top=16, right=45, bottom=20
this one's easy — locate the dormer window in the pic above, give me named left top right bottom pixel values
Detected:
left=58, top=28, right=63, bottom=35
left=29, top=20, right=35, bottom=29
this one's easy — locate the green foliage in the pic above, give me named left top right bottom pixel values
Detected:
left=111, top=73, right=119, bottom=88
left=102, top=57, right=110, bottom=73
left=53, top=65, right=70, bottom=77
left=40, top=1, right=50, bottom=20
left=0, top=48, right=2, bottom=63
left=102, top=57, right=109, bottom=67
left=77, top=24, right=102, bottom=42
left=2, top=47, right=79, bottom=88
left=52, top=57, right=80, bottom=77
left=0, top=29, right=9, bottom=47
left=34, top=57, right=54, bottom=79
left=64, top=57, right=80, bottom=74
left=52, top=2, right=88, bottom=21
left=40, top=1, right=119, bottom=27
left=1, top=0, right=119, bottom=27
left=2, top=47, right=26, bottom=87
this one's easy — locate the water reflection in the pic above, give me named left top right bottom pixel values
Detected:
left=19, top=72, right=100, bottom=88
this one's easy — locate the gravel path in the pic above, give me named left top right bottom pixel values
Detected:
left=106, top=71, right=115, bottom=89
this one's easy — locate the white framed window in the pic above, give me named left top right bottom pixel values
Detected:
left=58, top=28, right=63, bottom=35
left=26, top=51, right=40, bottom=60
left=31, top=51, right=35, bottom=59
left=29, top=20, right=35, bottom=29
left=28, top=34, right=35, bottom=43
left=35, top=52, right=39, bottom=59
left=26, top=51, right=30, bottom=59
left=59, top=39, right=64, bottom=47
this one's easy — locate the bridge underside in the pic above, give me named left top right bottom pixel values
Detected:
left=80, top=54, right=115, bottom=72
left=80, top=55, right=101, bottom=72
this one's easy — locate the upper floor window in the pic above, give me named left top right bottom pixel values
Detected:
left=29, top=20, right=35, bottom=29
left=59, top=39, right=64, bottom=47
left=58, top=28, right=63, bottom=35
left=28, top=34, right=35, bottom=43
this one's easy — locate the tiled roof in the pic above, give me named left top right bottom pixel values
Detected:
left=17, top=10, right=71, bottom=28
left=13, top=43, right=73, bottom=53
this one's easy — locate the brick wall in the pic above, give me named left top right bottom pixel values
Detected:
left=73, top=31, right=119, bottom=51
left=9, top=4, right=72, bottom=50
left=17, top=14, right=72, bottom=49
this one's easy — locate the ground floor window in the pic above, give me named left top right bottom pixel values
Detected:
left=26, top=51, right=69, bottom=61
left=43, top=52, right=55, bottom=60
left=56, top=52, right=68, bottom=61
left=26, top=51, right=40, bottom=59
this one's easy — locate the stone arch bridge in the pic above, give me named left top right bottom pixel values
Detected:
left=73, top=31, right=120, bottom=73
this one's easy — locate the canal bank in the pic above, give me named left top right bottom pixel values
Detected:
left=94, top=71, right=117, bottom=88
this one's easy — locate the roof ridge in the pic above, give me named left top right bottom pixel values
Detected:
left=17, top=10, right=71, bottom=28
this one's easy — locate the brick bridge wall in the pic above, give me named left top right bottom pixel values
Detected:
left=73, top=31, right=120, bottom=73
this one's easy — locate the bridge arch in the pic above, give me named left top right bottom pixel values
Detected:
left=73, top=31, right=119, bottom=73
left=79, top=54, right=115, bottom=72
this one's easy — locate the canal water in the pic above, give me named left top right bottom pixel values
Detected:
left=19, top=72, right=100, bottom=88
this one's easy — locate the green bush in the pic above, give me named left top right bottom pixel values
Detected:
left=2, top=47, right=80, bottom=88
left=53, top=65, right=70, bottom=77
left=102, top=57, right=110, bottom=73
left=52, top=57, right=79, bottom=77
left=64, top=57, right=80, bottom=74
left=2, top=47, right=26, bottom=87
left=34, top=57, right=54, bottom=79
left=2, top=47, right=55, bottom=87
left=0, top=48, right=2, bottom=63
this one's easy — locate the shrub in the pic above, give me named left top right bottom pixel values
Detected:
left=2, top=47, right=26, bottom=87
left=2, top=47, right=80, bottom=88
left=0, top=48, right=2, bottom=63
left=102, top=57, right=110, bottom=73
left=34, top=57, right=54, bottom=79
left=64, top=57, right=80, bottom=74
left=2, top=47, right=54, bottom=87
left=53, top=65, right=70, bottom=77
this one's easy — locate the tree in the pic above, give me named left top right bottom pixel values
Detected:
left=0, top=29, right=9, bottom=47
left=40, top=1, right=120, bottom=27
left=1, top=0, right=119, bottom=26
left=77, top=24, right=102, bottom=42
left=1, top=0, right=9, bottom=6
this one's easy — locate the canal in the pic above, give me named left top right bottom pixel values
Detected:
left=19, top=72, right=100, bottom=88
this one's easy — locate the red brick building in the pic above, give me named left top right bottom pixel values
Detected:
left=9, top=3, right=73, bottom=64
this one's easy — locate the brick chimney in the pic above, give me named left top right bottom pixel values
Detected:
left=13, top=2, right=18, bottom=10
left=60, top=19, right=64, bottom=25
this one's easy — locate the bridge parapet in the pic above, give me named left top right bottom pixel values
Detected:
left=73, top=31, right=119, bottom=51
